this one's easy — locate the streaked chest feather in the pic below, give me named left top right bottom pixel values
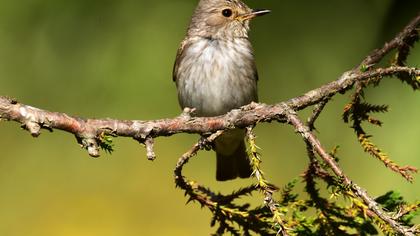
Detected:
left=176, top=37, right=258, bottom=116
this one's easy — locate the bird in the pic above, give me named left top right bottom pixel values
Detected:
left=173, top=0, right=269, bottom=181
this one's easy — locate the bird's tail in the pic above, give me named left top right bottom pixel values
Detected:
left=215, top=130, right=252, bottom=181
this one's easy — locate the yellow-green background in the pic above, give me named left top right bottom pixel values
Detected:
left=0, top=0, right=419, bottom=235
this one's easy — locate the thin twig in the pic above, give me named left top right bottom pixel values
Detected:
left=246, top=127, right=288, bottom=236
left=359, top=14, right=420, bottom=68
left=174, top=131, right=224, bottom=179
left=307, top=97, right=330, bottom=131
left=144, top=137, right=156, bottom=161
left=173, top=131, right=275, bottom=235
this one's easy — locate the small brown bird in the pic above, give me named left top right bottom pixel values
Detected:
left=173, top=0, right=269, bottom=181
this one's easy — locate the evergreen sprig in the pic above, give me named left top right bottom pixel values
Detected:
left=342, top=75, right=417, bottom=181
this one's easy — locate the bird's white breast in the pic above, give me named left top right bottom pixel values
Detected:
left=176, top=37, right=257, bottom=116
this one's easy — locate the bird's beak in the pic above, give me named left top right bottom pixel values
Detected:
left=238, top=9, right=271, bottom=21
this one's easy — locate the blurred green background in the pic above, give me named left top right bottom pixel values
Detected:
left=0, top=0, right=419, bottom=235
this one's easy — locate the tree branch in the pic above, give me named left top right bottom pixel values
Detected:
left=0, top=12, right=419, bottom=236
left=0, top=66, right=418, bottom=157
left=359, top=14, right=420, bottom=68
left=284, top=108, right=417, bottom=236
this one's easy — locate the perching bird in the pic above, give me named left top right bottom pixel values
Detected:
left=173, top=0, right=269, bottom=181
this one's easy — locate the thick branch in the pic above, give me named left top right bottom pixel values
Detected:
left=0, top=66, right=418, bottom=156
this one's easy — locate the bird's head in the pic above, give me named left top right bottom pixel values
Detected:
left=187, top=0, right=270, bottom=39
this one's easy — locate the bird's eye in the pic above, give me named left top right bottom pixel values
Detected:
left=221, top=8, right=233, bottom=17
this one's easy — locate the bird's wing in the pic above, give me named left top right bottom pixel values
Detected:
left=172, top=39, right=189, bottom=82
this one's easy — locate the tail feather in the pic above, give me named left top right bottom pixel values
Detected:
left=216, top=140, right=252, bottom=181
left=236, top=141, right=253, bottom=178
